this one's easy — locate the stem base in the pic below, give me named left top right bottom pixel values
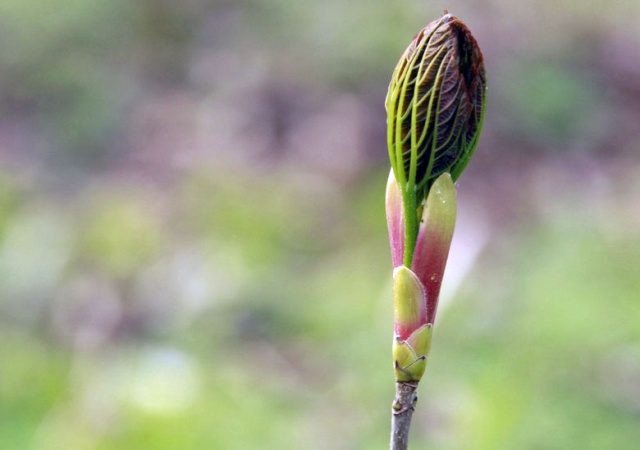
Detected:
left=390, top=381, right=419, bottom=450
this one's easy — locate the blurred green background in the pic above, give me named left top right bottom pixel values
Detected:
left=1, top=0, right=640, bottom=449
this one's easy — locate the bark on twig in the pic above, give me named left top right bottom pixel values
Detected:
left=390, top=381, right=419, bottom=450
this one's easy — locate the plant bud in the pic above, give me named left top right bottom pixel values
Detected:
left=386, top=13, right=486, bottom=205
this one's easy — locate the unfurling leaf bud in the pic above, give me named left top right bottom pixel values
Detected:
left=386, top=13, right=486, bottom=206
left=385, top=13, right=486, bottom=385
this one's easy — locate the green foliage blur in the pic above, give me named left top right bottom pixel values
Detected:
left=1, top=0, right=640, bottom=448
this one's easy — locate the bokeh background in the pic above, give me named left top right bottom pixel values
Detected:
left=1, top=0, right=640, bottom=448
